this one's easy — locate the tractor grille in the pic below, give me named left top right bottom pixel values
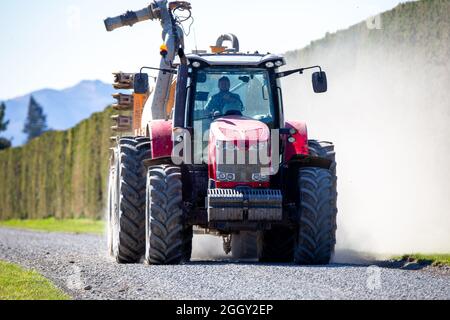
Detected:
left=216, top=145, right=270, bottom=182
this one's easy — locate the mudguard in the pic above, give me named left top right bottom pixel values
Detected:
left=283, top=121, right=309, bottom=162
left=147, top=120, right=173, bottom=160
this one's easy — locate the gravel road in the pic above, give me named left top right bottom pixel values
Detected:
left=0, top=227, right=448, bottom=300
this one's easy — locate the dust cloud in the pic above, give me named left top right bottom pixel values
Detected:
left=282, top=34, right=450, bottom=256
left=192, top=235, right=227, bottom=260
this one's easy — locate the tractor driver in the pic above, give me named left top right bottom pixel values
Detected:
left=206, top=76, right=243, bottom=116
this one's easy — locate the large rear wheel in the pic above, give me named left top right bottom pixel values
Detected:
left=107, top=137, right=150, bottom=263
left=257, top=227, right=295, bottom=263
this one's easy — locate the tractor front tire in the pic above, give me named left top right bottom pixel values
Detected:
left=108, top=137, right=150, bottom=263
left=145, top=165, right=192, bottom=265
left=294, top=141, right=337, bottom=265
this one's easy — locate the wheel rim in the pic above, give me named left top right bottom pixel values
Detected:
left=110, top=151, right=121, bottom=259
left=107, top=169, right=114, bottom=256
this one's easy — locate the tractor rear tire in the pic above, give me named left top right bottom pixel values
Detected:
left=108, top=137, right=150, bottom=263
left=294, top=141, right=337, bottom=265
left=257, top=227, right=295, bottom=263
left=145, top=165, right=192, bottom=265
left=232, top=232, right=258, bottom=260
left=308, top=140, right=336, bottom=174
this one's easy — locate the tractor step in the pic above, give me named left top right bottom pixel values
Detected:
left=207, top=189, right=283, bottom=222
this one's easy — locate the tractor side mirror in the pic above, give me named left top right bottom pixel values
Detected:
left=134, top=73, right=149, bottom=94
left=312, top=71, right=327, bottom=93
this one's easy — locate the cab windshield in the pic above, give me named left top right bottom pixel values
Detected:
left=192, top=68, right=275, bottom=127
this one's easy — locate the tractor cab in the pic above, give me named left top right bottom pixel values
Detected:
left=185, top=53, right=286, bottom=130
left=173, top=53, right=286, bottom=192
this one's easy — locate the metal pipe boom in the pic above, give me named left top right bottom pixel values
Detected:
left=104, top=0, right=191, bottom=123
left=104, top=5, right=159, bottom=32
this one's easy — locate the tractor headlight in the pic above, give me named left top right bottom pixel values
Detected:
left=252, top=173, right=270, bottom=182
left=217, top=171, right=236, bottom=182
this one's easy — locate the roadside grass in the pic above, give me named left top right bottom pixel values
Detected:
left=393, top=254, right=450, bottom=267
left=0, top=260, right=70, bottom=300
left=0, top=218, right=105, bottom=235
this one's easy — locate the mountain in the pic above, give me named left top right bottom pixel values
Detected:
left=1, top=80, right=116, bottom=146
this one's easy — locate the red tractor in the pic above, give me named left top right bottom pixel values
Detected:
left=105, top=1, right=337, bottom=265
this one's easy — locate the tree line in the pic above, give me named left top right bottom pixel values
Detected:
left=0, top=96, right=49, bottom=150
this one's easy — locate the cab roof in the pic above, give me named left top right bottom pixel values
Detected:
left=186, top=53, right=286, bottom=68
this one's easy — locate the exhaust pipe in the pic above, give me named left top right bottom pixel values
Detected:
left=216, top=34, right=240, bottom=53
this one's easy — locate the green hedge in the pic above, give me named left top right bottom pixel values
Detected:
left=0, top=108, right=113, bottom=220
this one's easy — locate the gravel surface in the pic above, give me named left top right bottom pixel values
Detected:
left=0, top=228, right=448, bottom=300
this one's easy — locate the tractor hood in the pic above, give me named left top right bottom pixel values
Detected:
left=208, top=116, right=272, bottom=189
left=210, top=116, right=270, bottom=143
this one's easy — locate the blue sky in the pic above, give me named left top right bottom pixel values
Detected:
left=0, top=0, right=409, bottom=100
